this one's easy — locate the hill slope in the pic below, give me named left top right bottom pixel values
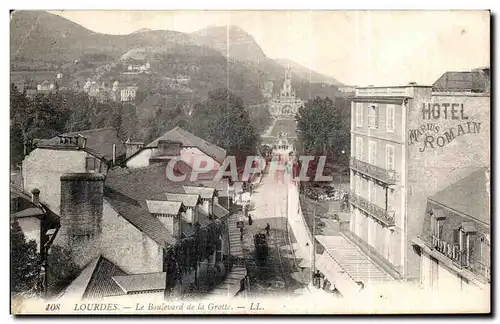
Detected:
left=275, top=58, right=344, bottom=86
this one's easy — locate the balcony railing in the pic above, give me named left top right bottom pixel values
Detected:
left=349, top=191, right=395, bottom=227
left=428, top=235, right=491, bottom=283
left=350, top=157, right=397, bottom=185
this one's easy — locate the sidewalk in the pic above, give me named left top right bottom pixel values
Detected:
left=287, top=182, right=312, bottom=268
left=206, top=213, right=247, bottom=298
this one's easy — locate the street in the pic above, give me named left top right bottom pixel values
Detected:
left=240, top=156, right=309, bottom=297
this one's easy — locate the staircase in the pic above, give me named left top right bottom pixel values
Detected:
left=206, top=213, right=247, bottom=298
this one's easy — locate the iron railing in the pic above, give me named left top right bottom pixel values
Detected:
left=349, top=191, right=395, bottom=227
left=350, top=157, right=397, bottom=185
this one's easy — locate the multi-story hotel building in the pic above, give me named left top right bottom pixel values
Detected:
left=347, top=69, right=490, bottom=281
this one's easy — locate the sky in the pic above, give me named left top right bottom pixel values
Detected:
left=50, top=10, right=490, bottom=86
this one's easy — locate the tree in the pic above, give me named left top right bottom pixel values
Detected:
left=10, top=219, right=40, bottom=294
left=46, top=245, right=79, bottom=296
left=191, top=88, right=260, bottom=160
left=295, top=96, right=350, bottom=159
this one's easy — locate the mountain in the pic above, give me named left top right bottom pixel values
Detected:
left=10, top=11, right=196, bottom=62
left=274, top=58, right=344, bottom=86
left=10, top=10, right=344, bottom=102
left=191, top=25, right=267, bottom=64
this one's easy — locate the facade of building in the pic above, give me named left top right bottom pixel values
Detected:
left=22, top=127, right=126, bottom=214
left=120, top=85, right=138, bottom=102
left=269, top=65, right=304, bottom=118
left=412, top=167, right=490, bottom=294
left=125, top=126, right=227, bottom=172
left=53, top=164, right=231, bottom=299
left=348, top=71, right=490, bottom=281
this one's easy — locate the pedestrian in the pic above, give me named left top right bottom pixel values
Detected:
left=248, top=215, right=253, bottom=226
left=240, top=233, right=243, bottom=242
left=265, top=223, right=270, bottom=236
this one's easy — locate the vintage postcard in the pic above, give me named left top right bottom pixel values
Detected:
left=9, top=10, right=490, bottom=315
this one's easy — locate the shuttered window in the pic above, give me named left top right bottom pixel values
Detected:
left=369, top=140, right=377, bottom=165
left=385, top=145, right=395, bottom=170
left=369, top=104, right=379, bottom=128
left=356, top=137, right=364, bottom=160
left=356, top=103, right=363, bottom=127
left=85, top=157, right=97, bottom=172
left=386, top=104, right=395, bottom=132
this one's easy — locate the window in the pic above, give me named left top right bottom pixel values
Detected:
left=387, top=188, right=395, bottom=210
left=368, top=181, right=376, bottom=203
left=385, top=145, right=395, bottom=171
left=369, top=140, right=377, bottom=165
left=356, top=137, right=364, bottom=160
left=386, top=104, right=395, bottom=132
left=430, top=214, right=443, bottom=239
left=356, top=103, right=363, bottom=127
left=368, top=104, right=379, bottom=128
left=85, top=157, right=97, bottom=172
left=356, top=175, right=362, bottom=194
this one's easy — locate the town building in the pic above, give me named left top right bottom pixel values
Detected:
left=53, top=164, right=231, bottom=299
left=412, top=167, right=490, bottom=293
left=10, top=185, right=59, bottom=256
left=125, top=126, right=227, bottom=173
left=120, top=85, right=138, bottom=102
left=22, top=127, right=126, bottom=214
left=347, top=68, right=490, bottom=282
left=37, top=80, right=56, bottom=94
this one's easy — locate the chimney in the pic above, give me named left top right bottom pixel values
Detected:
left=157, top=140, right=182, bottom=157
left=31, top=188, right=40, bottom=206
left=59, top=173, right=105, bottom=268
left=124, top=138, right=144, bottom=158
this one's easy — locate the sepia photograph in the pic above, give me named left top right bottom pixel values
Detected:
left=8, top=8, right=491, bottom=315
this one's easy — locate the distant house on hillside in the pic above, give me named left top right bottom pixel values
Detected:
left=37, top=80, right=56, bottom=94
left=126, top=62, right=150, bottom=74
left=120, top=85, right=138, bottom=102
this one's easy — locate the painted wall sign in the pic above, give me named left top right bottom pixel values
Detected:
left=409, top=121, right=481, bottom=152
left=408, top=103, right=481, bottom=152
left=421, top=103, right=469, bottom=120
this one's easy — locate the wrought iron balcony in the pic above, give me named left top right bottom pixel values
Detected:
left=350, top=157, right=397, bottom=185
left=349, top=191, right=395, bottom=227
left=429, top=235, right=469, bottom=267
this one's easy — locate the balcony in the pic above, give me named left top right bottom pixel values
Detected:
left=350, top=157, right=397, bottom=185
left=356, top=86, right=413, bottom=97
left=349, top=191, right=395, bottom=227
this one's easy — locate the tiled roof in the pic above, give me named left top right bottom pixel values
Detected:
left=213, top=202, right=230, bottom=219
left=37, top=127, right=126, bottom=161
left=432, top=70, right=490, bottom=92
left=112, top=272, right=166, bottom=294
left=104, top=197, right=176, bottom=248
left=12, top=207, right=45, bottom=218
left=145, top=126, right=227, bottom=164
left=146, top=200, right=184, bottom=215
left=429, top=167, right=490, bottom=225
left=104, top=164, right=223, bottom=247
left=164, top=193, right=200, bottom=207
left=58, top=257, right=101, bottom=300
left=183, top=186, right=215, bottom=199
left=83, top=256, right=127, bottom=300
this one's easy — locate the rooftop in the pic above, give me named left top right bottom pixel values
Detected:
left=428, top=167, right=490, bottom=226
left=112, top=272, right=166, bottom=294
left=36, top=127, right=126, bottom=161
left=146, top=200, right=184, bottom=215
left=144, top=126, right=227, bottom=164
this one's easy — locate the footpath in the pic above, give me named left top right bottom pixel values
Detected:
left=205, top=213, right=247, bottom=298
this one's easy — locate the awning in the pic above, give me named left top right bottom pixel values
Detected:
left=315, top=235, right=394, bottom=285
left=315, top=253, right=361, bottom=298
